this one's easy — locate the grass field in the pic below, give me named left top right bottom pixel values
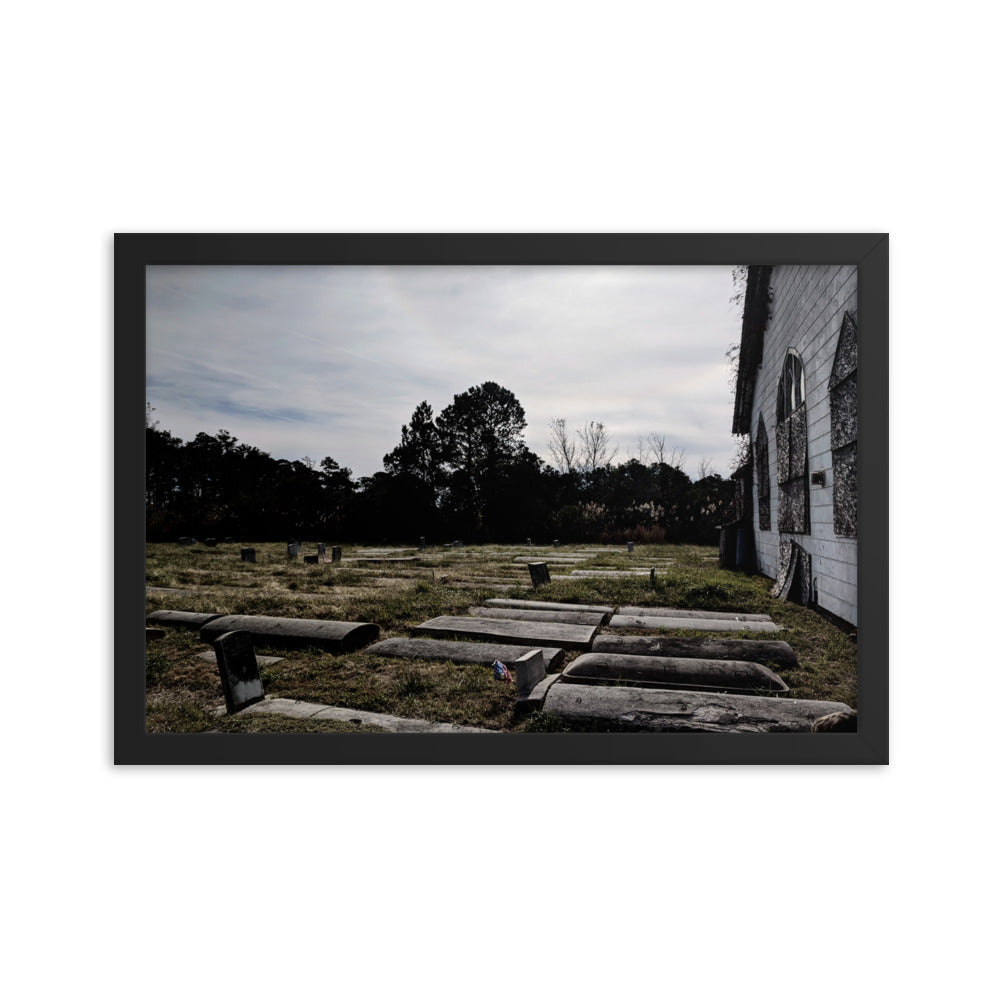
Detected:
left=144, top=541, right=857, bottom=733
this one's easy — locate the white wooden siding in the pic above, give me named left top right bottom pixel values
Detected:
left=750, top=264, right=858, bottom=625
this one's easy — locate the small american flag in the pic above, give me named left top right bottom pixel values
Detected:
left=492, top=660, right=514, bottom=684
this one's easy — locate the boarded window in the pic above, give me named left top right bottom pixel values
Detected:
left=776, top=351, right=809, bottom=534
left=754, top=414, right=770, bottom=531
left=829, top=312, right=858, bottom=537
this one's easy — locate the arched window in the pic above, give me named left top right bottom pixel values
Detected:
left=755, top=414, right=771, bottom=531
left=829, top=312, right=858, bottom=537
left=775, top=349, right=809, bottom=534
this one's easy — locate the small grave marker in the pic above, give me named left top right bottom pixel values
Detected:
left=553, top=539, right=561, bottom=547
left=304, top=554, right=319, bottom=564
left=287, top=541, right=301, bottom=558
left=331, top=546, right=342, bottom=562
left=419, top=536, right=427, bottom=550
left=317, top=543, right=326, bottom=556
left=241, top=547, right=256, bottom=563
left=527, top=562, right=551, bottom=587
left=205, top=537, right=218, bottom=547
left=627, top=540, right=634, bottom=553
left=212, top=630, right=265, bottom=714
left=515, top=649, right=547, bottom=701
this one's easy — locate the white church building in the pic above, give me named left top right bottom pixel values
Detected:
left=730, top=264, right=858, bottom=627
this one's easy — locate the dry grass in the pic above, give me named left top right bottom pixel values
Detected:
left=144, top=540, right=857, bottom=733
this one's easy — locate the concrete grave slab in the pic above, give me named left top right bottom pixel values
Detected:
left=470, top=606, right=608, bottom=627
left=233, top=697, right=497, bottom=733
left=543, top=684, right=854, bottom=733
left=561, top=652, right=789, bottom=693
left=413, top=615, right=596, bottom=650
left=212, top=630, right=265, bottom=714
left=147, top=610, right=224, bottom=630
left=618, top=606, right=773, bottom=623
left=485, top=598, right=615, bottom=616
left=199, top=614, right=379, bottom=651
left=367, top=637, right=565, bottom=671
left=198, top=650, right=285, bottom=667
left=607, top=614, right=781, bottom=633
left=591, top=634, right=799, bottom=671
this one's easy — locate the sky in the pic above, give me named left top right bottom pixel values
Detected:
left=146, top=264, right=745, bottom=480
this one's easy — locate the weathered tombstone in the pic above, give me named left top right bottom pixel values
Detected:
left=419, top=536, right=427, bottom=550
left=205, top=537, right=218, bottom=547
left=287, top=541, right=301, bottom=558
left=317, top=543, right=326, bottom=556
left=177, top=536, right=196, bottom=546
left=527, top=562, right=551, bottom=587
left=454, top=539, right=463, bottom=547
left=627, top=540, right=634, bottom=553
left=304, top=554, right=319, bottom=564
left=331, top=545, right=342, bottom=562
left=527, top=537, right=532, bottom=547
left=241, top=547, right=256, bottom=563
left=553, top=539, right=561, bottom=547
left=515, top=649, right=547, bottom=701
left=212, top=630, right=265, bottom=713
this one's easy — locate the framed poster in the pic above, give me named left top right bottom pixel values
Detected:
left=117, top=233, right=888, bottom=764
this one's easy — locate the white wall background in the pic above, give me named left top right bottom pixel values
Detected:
left=4, top=3, right=996, bottom=999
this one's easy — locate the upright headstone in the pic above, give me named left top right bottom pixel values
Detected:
left=627, top=540, right=634, bottom=553
left=212, top=630, right=265, bottom=714
left=304, top=554, right=319, bottom=565
left=553, top=539, right=561, bottom=547
left=527, top=537, right=532, bottom=547
left=649, top=568, right=656, bottom=584
left=528, top=562, right=551, bottom=587
left=331, top=545, right=342, bottom=562
left=241, top=547, right=256, bottom=563
left=419, top=536, right=426, bottom=550
left=287, top=541, right=301, bottom=558
left=454, top=539, right=463, bottom=547
left=514, top=649, right=547, bottom=701
left=205, top=537, right=218, bottom=547
left=317, top=543, right=326, bottom=556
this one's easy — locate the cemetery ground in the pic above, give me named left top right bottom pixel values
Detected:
left=145, top=542, right=857, bottom=734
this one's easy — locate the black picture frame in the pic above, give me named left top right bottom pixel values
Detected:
left=117, top=233, right=888, bottom=765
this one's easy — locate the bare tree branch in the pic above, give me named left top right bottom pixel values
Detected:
left=547, top=418, right=578, bottom=473
left=577, top=421, right=618, bottom=472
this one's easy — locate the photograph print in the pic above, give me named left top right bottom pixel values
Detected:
left=122, top=234, right=887, bottom=764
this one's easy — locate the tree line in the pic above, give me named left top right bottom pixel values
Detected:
left=145, top=383, right=737, bottom=544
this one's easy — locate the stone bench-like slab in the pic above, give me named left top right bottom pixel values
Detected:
left=561, top=652, right=788, bottom=693
left=485, top=598, right=615, bottom=616
left=542, top=684, right=854, bottom=733
left=607, top=614, right=781, bottom=633
left=591, top=634, right=799, bottom=671
left=413, top=615, right=597, bottom=650
left=147, top=610, right=224, bottom=630
left=470, top=606, right=608, bottom=626
left=367, top=637, right=566, bottom=671
left=199, top=614, right=379, bottom=651
left=618, top=605, right=773, bottom=623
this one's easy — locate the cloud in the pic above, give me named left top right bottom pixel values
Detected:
left=146, top=264, right=749, bottom=478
